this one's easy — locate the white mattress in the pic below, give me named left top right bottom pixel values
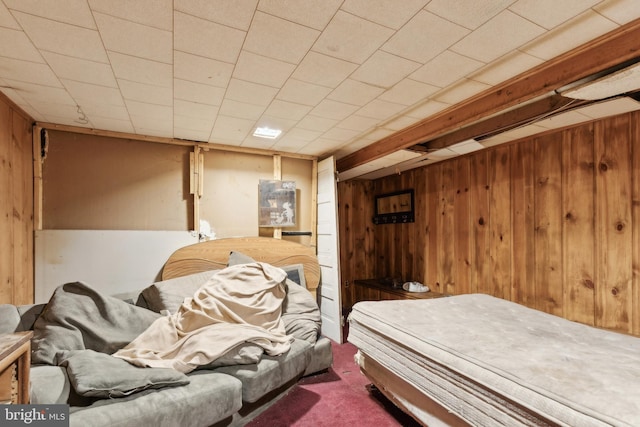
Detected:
left=348, top=294, right=640, bottom=427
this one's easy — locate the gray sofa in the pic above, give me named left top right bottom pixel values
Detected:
left=0, top=274, right=333, bottom=427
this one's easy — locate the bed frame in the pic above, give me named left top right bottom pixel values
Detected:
left=162, top=237, right=320, bottom=297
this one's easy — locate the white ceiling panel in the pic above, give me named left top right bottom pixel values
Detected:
left=382, top=11, right=469, bottom=64
left=0, top=0, right=638, bottom=180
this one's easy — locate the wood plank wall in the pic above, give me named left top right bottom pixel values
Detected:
left=0, top=94, right=34, bottom=305
left=338, top=110, right=640, bottom=336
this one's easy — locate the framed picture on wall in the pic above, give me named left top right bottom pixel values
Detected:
left=258, top=180, right=296, bottom=227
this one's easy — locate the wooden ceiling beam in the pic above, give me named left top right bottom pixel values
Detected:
left=336, top=18, right=640, bottom=173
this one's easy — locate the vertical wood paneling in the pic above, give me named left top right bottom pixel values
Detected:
left=511, top=140, right=535, bottom=307
left=562, top=125, right=595, bottom=325
left=438, top=162, right=455, bottom=294
left=11, top=112, right=33, bottom=305
left=595, top=115, right=633, bottom=332
left=341, top=110, right=640, bottom=334
left=454, top=157, right=471, bottom=294
left=488, top=146, right=511, bottom=299
left=469, top=151, right=490, bottom=294
left=424, top=165, right=440, bottom=289
left=0, top=94, right=34, bottom=306
left=0, top=101, right=12, bottom=303
left=534, top=134, right=563, bottom=315
left=632, top=115, right=640, bottom=335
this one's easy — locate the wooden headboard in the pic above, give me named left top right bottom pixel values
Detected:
left=162, top=237, right=320, bottom=295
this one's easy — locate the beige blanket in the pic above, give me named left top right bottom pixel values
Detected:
left=113, top=262, right=293, bottom=373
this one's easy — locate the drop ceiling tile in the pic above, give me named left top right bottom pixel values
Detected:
left=426, top=0, right=514, bottom=29
left=341, top=0, right=428, bottom=29
left=93, top=12, right=172, bottom=63
left=310, top=99, right=359, bottom=120
left=277, top=128, right=323, bottom=143
left=534, top=110, right=591, bottom=129
left=378, top=79, right=439, bottom=106
left=433, top=79, right=491, bottom=104
left=351, top=51, right=421, bottom=88
left=62, top=79, right=124, bottom=106
left=42, top=52, right=117, bottom=87
left=382, top=11, right=469, bottom=64
left=356, top=99, right=406, bottom=120
left=90, top=117, right=135, bottom=133
left=258, top=0, right=342, bottom=30
left=469, top=50, right=543, bottom=86
left=174, top=127, right=212, bottom=142
left=174, top=100, right=218, bottom=120
left=174, top=0, right=257, bottom=31
left=5, top=81, right=74, bottom=107
left=277, top=79, right=332, bottom=106
left=382, top=115, right=420, bottom=131
left=132, top=115, right=173, bottom=136
left=296, top=115, right=338, bottom=132
left=174, top=79, right=225, bottom=106
left=509, top=0, right=600, bottom=30
left=263, top=100, right=312, bottom=121
left=226, top=79, right=278, bottom=107
left=173, top=52, right=233, bottom=88
left=337, top=115, right=379, bottom=132
left=210, top=116, right=254, bottom=143
left=118, top=79, right=171, bottom=105
left=480, top=123, right=548, bottom=146
left=449, top=140, right=485, bottom=154
left=451, top=10, right=545, bottom=62
left=0, top=28, right=45, bottom=62
left=219, top=99, right=266, bottom=120
left=0, top=2, right=20, bottom=29
left=577, top=97, right=640, bottom=119
left=363, top=127, right=395, bottom=141
left=81, top=103, right=129, bottom=120
left=174, top=12, right=245, bottom=63
left=11, top=11, right=108, bottom=63
left=322, top=127, right=360, bottom=142
left=125, top=99, right=172, bottom=119
left=298, top=138, right=343, bottom=156
left=328, top=79, right=384, bottom=107
left=108, top=52, right=172, bottom=87
left=89, top=0, right=173, bottom=30
left=0, top=58, right=61, bottom=87
left=243, top=12, right=320, bottom=65
left=313, top=11, right=394, bottom=64
left=411, top=50, right=484, bottom=88
left=406, top=99, right=451, bottom=119
left=521, top=10, right=617, bottom=61
left=5, top=0, right=96, bottom=28
left=292, top=52, right=358, bottom=89
left=233, top=51, right=296, bottom=88
left=594, top=0, right=640, bottom=25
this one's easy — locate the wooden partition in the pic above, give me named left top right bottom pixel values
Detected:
left=0, top=94, right=34, bottom=305
left=339, top=110, right=640, bottom=336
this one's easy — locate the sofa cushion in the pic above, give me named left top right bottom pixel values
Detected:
left=30, top=365, right=71, bottom=404
left=214, top=338, right=312, bottom=403
left=58, top=349, right=190, bottom=398
left=304, top=336, right=334, bottom=376
left=282, top=279, right=321, bottom=344
left=70, top=371, right=242, bottom=427
left=0, top=304, right=20, bottom=334
left=136, top=270, right=218, bottom=314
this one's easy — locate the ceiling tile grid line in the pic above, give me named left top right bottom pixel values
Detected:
left=0, top=0, right=639, bottom=179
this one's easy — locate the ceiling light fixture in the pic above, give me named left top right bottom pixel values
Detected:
left=253, top=127, right=282, bottom=139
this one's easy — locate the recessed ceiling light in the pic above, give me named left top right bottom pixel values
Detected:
left=253, top=127, right=282, bottom=139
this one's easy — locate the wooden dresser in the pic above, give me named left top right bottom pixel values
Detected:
left=0, top=331, right=32, bottom=404
left=353, top=279, right=445, bottom=303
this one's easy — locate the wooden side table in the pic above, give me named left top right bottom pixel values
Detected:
left=354, top=279, right=445, bottom=303
left=0, top=331, right=33, bottom=404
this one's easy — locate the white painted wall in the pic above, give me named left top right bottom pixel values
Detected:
left=35, top=230, right=198, bottom=303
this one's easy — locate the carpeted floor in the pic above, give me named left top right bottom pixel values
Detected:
left=246, top=338, right=421, bottom=427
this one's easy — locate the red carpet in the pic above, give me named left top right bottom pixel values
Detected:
left=246, top=339, right=421, bottom=427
